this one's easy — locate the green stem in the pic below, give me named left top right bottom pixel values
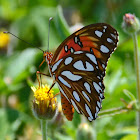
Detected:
left=132, top=33, right=140, bottom=139
left=98, top=107, right=128, bottom=118
left=40, top=120, right=47, bottom=140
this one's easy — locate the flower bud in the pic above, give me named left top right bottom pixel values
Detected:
left=31, top=85, right=57, bottom=120
left=76, top=123, right=96, bottom=140
left=122, top=13, right=140, bottom=34
left=49, top=103, right=65, bottom=128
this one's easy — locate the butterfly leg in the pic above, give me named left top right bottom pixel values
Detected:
left=37, top=71, right=56, bottom=94
left=36, top=71, right=48, bottom=76
left=47, top=81, right=56, bottom=93
left=39, top=59, right=45, bottom=69
left=53, top=92, right=60, bottom=97
left=36, top=71, right=41, bottom=88
left=48, top=92, right=60, bottom=104
left=36, top=70, right=49, bottom=88
left=38, top=59, right=45, bottom=86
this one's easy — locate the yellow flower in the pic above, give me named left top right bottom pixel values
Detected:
left=31, top=85, right=57, bottom=120
left=0, top=31, right=10, bottom=48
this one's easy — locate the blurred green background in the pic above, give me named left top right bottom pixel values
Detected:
left=0, top=0, right=140, bottom=140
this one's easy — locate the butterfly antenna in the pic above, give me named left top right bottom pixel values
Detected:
left=47, top=17, right=53, bottom=52
left=3, top=31, right=44, bottom=52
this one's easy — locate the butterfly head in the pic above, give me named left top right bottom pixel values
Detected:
left=43, top=51, right=53, bottom=64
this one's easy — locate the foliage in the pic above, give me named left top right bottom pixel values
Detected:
left=0, top=0, right=140, bottom=139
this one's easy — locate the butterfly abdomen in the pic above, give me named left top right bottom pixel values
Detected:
left=61, top=93, right=74, bottom=121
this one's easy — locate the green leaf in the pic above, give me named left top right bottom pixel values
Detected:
left=54, top=5, right=71, bottom=40
left=4, top=48, right=38, bottom=82
left=0, top=108, right=20, bottom=140
left=111, top=126, right=137, bottom=140
left=73, top=112, right=81, bottom=128
left=105, top=69, right=122, bottom=93
left=121, top=134, right=137, bottom=140
left=55, top=132, right=73, bottom=140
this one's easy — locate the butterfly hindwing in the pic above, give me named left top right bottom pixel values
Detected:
left=51, top=51, right=105, bottom=121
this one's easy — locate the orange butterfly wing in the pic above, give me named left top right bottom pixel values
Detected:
left=49, top=23, right=118, bottom=121
left=51, top=23, right=118, bottom=65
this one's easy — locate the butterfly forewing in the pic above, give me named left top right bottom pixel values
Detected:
left=51, top=23, right=118, bottom=66
left=48, top=23, right=118, bottom=121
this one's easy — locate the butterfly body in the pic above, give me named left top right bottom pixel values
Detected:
left=44, top=23, right=118, bottom=121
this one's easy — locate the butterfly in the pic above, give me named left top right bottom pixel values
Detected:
left=42, top=23, right=119, bottom=121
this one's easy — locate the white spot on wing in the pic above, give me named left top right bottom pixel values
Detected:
left=74, top=36, right=78, bottom=43
left=97, top=101, right=101, bottom=108
left=70, top=47, right=75, bottom=53
left=61, top=71, right=82, bottom=81
left=85, top=104, right=93, bottom=120
left=95, top=30, right=103, bottom=38
left=74, top=51, right=83, bottom=54
left=65, top=57, right=73, bottom=65
left=64, top=45, right=68, bottom=52
left=97, top=76, right=101, bottom=79
left=82, top=91, right=90, bottom=102
left=99, top=82, right=102, bottom=86
left=57, top=84, right=70, bottom=102
left=95, top=112, right=98, bottom=118
left=73, top=91, right=80, bottom=102
left=96, top=106, right=99, bottom=113
left=73, top=60, right=84, bottom=71
left=100, top=45, right=109, bottom=53
left=100, top=93, right=104, bottom=99
left=86, top=53, right=97, bottom=65
left=111, top=33, right=117, bottom=39
left=103, top=26, right=107, bottom=32
left=99, top=97, right=102, bottom=103
left=93, top=82, right=102, bottom=94
left=73, top=60, right=94, bottom=71
left=84, top=82, right=91, bottom=93
left=51, top=59, right=63, bottom=72
left=107, top=38, right=113, bottom=43
left=58, top=76, right=71, bottom=88
left=102, top=63, right=105, bottom=68
left=71, top=99, right=80, bottom=113
left=85, top=61, right=94, bottom=71
left=88, top=117, right=93, bottom=121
